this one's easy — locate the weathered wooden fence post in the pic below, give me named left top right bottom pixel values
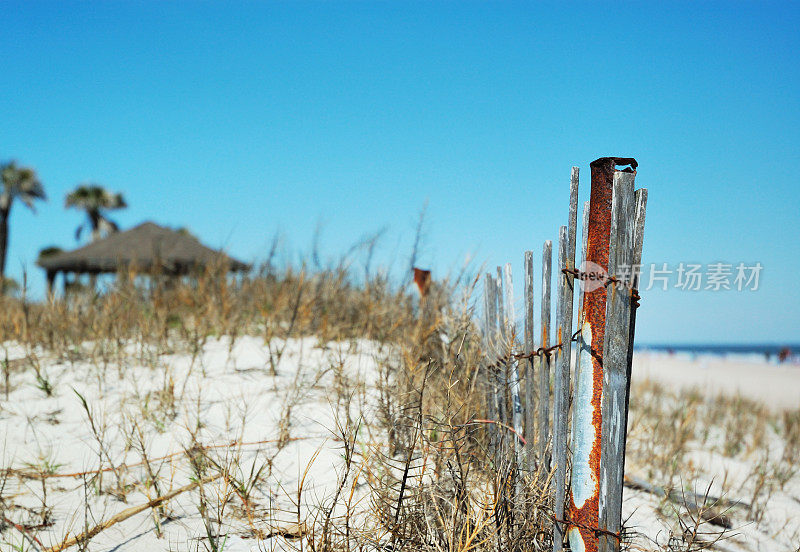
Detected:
left=571, top=200, right=590, bottom=430
left=484, top=273, right=501, bottom=463
left=523, top=251, right=536, bottom=471
left=496, top=267, right=510, bottom=458
left=503, top=263, right=525, bottom=464
left=538, top=241, right=552, bottom=469
left=599, top=187, right=647, bottom=551
left=598, top=168, right=637, bottom=552
left=624, top=190, right=648, bottom=418
left=552, top=166, right=579, bottom=551
left=578, top=200, right=590, bottom=326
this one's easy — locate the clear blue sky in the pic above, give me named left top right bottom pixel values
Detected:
left=1, top=1, right=798, bottom=344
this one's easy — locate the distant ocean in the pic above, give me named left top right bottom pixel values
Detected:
left=634, top=343, right=800, bottom=363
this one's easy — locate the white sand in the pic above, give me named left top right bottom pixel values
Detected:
left=624, top=352, right=800, bottom=552
left=1, top=341, right=798, bottom=551
left=633, top=352, right=800, bottom=410
left=0, top=336, right=385, bottom=552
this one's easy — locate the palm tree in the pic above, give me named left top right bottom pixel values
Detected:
left=0, top=161, right=46, bottom=283
left=65, top=184, right=127, bottom=242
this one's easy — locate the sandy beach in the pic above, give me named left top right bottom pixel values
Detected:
left=1, top=338, right=798, bottom=551
left=633, top=352, right=800, bottom=410
left=624, top=352, right=800, bottom=552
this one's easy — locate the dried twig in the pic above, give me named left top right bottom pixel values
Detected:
left=44, top=474, right=221, bottom=552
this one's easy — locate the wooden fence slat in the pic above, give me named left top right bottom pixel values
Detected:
left=538, top=240, right=552, bottom=468
left=571, top=200, right=590, bottom=431
left=624, top=189, right=648, bottom=417
left=485, top=273, right=502, bottom=461
left=597, top=170, right=636, bottom=552
left=554, top=225, right=567, bottom=453
left=504, top=263, right=525, bottom=463
left=523, top=251, right=536, bottom=470
left=536, top=240, right=553, bottom=471
left=631, top=190, right=647, bottom=274
left=620, top=189, right=648, bottom=489
left=552, top=166, right=580, bottom=551
left=484, top=273, right=499, bottom=445
left=504, top=263, right=515, bottom=335
left=577, top=200, right=590, bottom=324
left=497, top=267, right=506, bottom=341
left=570, top=201, right=590, bottom=450
left=495, top=268, right=510, bottom=455
left=486, top=272, right=499, bottom=357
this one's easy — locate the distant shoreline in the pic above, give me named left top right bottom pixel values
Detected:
left=634, top=343, right=799, bottom=357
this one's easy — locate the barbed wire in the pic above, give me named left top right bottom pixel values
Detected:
left=553, top=515, right=622, bottom=542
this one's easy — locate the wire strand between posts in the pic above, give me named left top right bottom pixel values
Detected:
left=552, top=516, right=622, bottom=543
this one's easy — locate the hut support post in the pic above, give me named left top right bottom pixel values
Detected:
left=46, top=271, right=56, bottom=298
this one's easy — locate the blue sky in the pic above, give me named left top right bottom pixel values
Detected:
left=1, top=1, right=798, bottom=344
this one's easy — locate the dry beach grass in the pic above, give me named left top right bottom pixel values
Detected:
left=0, top=263, right=797, bottom=552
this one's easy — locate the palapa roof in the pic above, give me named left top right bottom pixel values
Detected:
left=37, top=222, right=249, bottom=274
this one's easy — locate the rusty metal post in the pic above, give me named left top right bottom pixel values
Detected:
left=567, top=157, right=637, bottom=552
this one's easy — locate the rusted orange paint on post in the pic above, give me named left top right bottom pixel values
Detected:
left=567, top=157, right=637, bottom=551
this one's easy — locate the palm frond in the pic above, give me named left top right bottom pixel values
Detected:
left=1, top=161, right=46, bottom=211
left=65, top=184, right=127, bottom=211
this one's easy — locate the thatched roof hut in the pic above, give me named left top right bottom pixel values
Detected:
left=38, top=221, right=248, bottom=291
